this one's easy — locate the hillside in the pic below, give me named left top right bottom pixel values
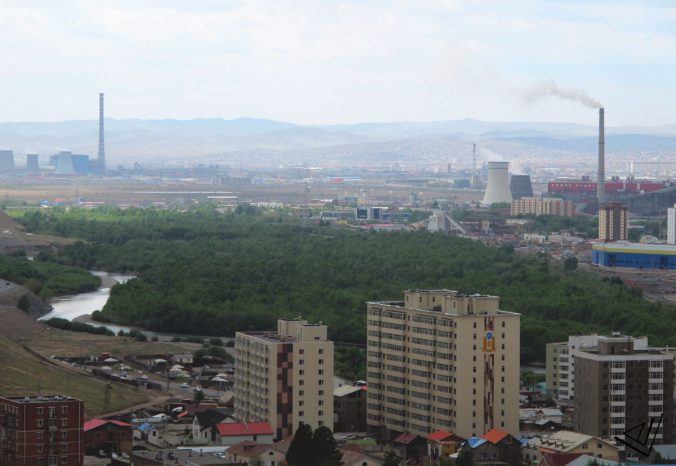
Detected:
left=0, top=306, right=149, bottom=415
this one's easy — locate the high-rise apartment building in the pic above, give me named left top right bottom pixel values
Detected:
left=234, top=319, right=334, bottom=440
left=366, top=290, right=520, bottom=440
left=573, top=336, right=674, bottom=458
left=667, top=204, right=676, bottom=245
left=598, top=202, right=628, bottom=241
left=0, top=395, right=84, bottom=466
left=546, top=334, right=648, bottom=400
left=511, top=197, right=576, bottom=217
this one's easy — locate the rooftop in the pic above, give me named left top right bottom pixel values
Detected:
left=132, top=449, right=231, bottom=465
left=1, top=395, right=81, bottom=404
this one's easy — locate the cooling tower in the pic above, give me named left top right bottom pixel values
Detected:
left=0, top=150, right=15, bottom=171
left=510, top=174, right=533, bottom=200
left=26, top=154, right=39, bottom=171
left=54, top=151, right=76, bottom=175
left=483, top=161, right=512, bottom=205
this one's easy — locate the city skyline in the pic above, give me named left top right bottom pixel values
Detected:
left=1, top=1, right=675, bottom=126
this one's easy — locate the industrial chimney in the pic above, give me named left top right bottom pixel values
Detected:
left=482, top=161, right=512, bottom=205
left=597, top=107, right=605, bottom=205
left=98, top=92, right=106, bottom=172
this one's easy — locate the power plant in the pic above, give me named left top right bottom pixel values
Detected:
left=597, top=107, right=605, bottom=205
left=98, top=92, right=106, bottom=172
left=482, top=161, right=512, bottom=205
left=0, top=150, right=15, bottom=171
left=25, top=154, right=39, bottom=172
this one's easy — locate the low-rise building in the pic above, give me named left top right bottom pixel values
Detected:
left=522, top=430, right=620, bottom=464
left=333, top=385, right=367, bottom=433
left=83, top=418, right=132, bottom=456
left=592, top=242, right=676, bottom=270
left=215, top=421, right=274, bottom=446
left=461, top=428, right=522, bottom=466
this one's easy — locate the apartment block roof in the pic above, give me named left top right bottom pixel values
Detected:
left=1, top=395, right=81, bottom=404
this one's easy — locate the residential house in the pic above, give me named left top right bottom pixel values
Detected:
left=427, top=430, right=464, bottom=461
left=392, top=432, right=427, bottom=461
left=520, top=409, right=564, bottom=431
left=462, top=428, right=522, bottom=466
left=192, top=409, right=230, bottom=444
left=226, top=441, right=286, bottom=465
left=216, top=422, right=274, bottom=446
left=83, top=418, right=132, bottom=456
left=134, top=422, right=162, bottom=447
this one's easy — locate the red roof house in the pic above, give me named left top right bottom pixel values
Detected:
left=215, top=421, right=274, bottom=446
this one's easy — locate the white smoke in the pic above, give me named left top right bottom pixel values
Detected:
left=521, top=80, right=602, bottom=109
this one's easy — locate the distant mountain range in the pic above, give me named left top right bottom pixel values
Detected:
left=1, top=117, right=675, bottom=165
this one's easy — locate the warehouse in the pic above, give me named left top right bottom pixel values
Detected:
left=592, top=242, right=676, bottom=270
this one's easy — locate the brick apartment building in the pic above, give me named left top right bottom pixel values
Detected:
left=0, top=395, right=84, bottom=466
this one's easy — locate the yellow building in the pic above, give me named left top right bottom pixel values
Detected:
left=511, top=197, right=576, bottom=217
left=234, top=319, right=334, bottom=440
left=366, top=290, right=520, bottom=440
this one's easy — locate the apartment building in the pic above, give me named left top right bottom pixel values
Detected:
left=546, top=335, right=648, bottom=401
left=234, top=319, right=334, bottom=440
left=668, top=203, right=675, bottom=245
left=510, top=197, right=576, bottom=217
left=0, top=395, right=84, bottom=466
left=366, top=290, right=520, bottom=440
left=598, top=202, right=628, bottom=242
left=573, top=336, right=675, bottom=458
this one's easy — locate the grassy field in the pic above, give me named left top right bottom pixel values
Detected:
left=0, top=334, right=149, bottom=415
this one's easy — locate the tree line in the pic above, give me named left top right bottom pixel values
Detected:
left=11, top=206, right=676, bottom=362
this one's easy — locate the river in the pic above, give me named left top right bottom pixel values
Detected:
left=38, top=271, right=140, bottom=335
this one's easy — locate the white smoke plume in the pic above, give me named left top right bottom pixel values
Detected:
left=522, top=80, right=602, bottom=109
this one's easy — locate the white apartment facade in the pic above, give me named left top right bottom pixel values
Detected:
left=234, top=319, right=334, bottom=440
left=668, top=203, right=675, bottom=245
left=366, top=290, right=520, bottom=440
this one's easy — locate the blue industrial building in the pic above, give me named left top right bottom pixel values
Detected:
left=592, top=243, right=676, bottom=270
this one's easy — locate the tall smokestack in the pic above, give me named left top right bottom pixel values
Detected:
left=597, top=107, right=605, bottom=205
left=98, top=92, right=106, bottom=172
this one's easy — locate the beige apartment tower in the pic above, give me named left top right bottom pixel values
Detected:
left=599, top=202, right=628, bottom=241
left=366, top=290, right=520, bottom=440
left=234, top=319, right=334, bottom=440
left=511, top=197, right=576, bottom=217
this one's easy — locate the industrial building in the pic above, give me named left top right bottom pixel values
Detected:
left=668, top=203, right=676, bottom=245
left=511, top=197, right=575, bottom=217
left=592, top=242, right=676, bottom=270
left=366, top=290, right=521, bottom=440
left=0, top=395, right=85, bottom=466
left=0, top=150, right=15, bottom=171
left=598, top=202, right=628, bottom=241
left=482, top=162, right=512, bottom=205
left=234, top=319, right=334, bottom=440
left=573, top=335, right=675, bottom=456
left=509, top=174, right=533, bottom=200
left=25, top=153, right=39, bottom=171
left=546, top=335, right=649, bottom=400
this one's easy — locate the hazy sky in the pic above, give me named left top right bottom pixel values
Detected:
left=2, top=0, right=675, bottom=125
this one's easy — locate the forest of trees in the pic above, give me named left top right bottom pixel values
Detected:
left=11, top=206, right=676, bottom=362
left=0, top=255, right=101, bottom=299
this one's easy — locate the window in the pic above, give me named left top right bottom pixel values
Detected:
left=319, top=359, right=324, bottom=365
left=37, top=419, right=44, bottom=428
left=319, top=349, right=324, bottom=355
left=319, top=380, right=324, bottom=386
left=319, top=410, right=324, bottom=416
left=318, top=390, right=324, bottom=396
left=299, top=390, right=304, bottom=396
left=299, top=411, right=304, bottom=417
left=37, top=445, right=43, bottom=453
left=37, top=432, right=44, bottom=440
left=299, top=349, right=305, bottom=355
left=37, top=407, right=44, bottom=415
left=299, top=380, right=304, bottom=386
left=299, top=401, right=304, bottom=406
left=61, top=444, right=67, bottom=452
left=299, top=370, right=304, bottom=375
left=299, top=359, right=304, bottom=365
left=319, top=400, right=323, bottom=406
left=60, top=407, right=67, bottom=414
left=60, top=432, right=67, bottom=439
left=60, top=419, right=67, bottom=427
left=318, top=369, right=324, bottom=375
